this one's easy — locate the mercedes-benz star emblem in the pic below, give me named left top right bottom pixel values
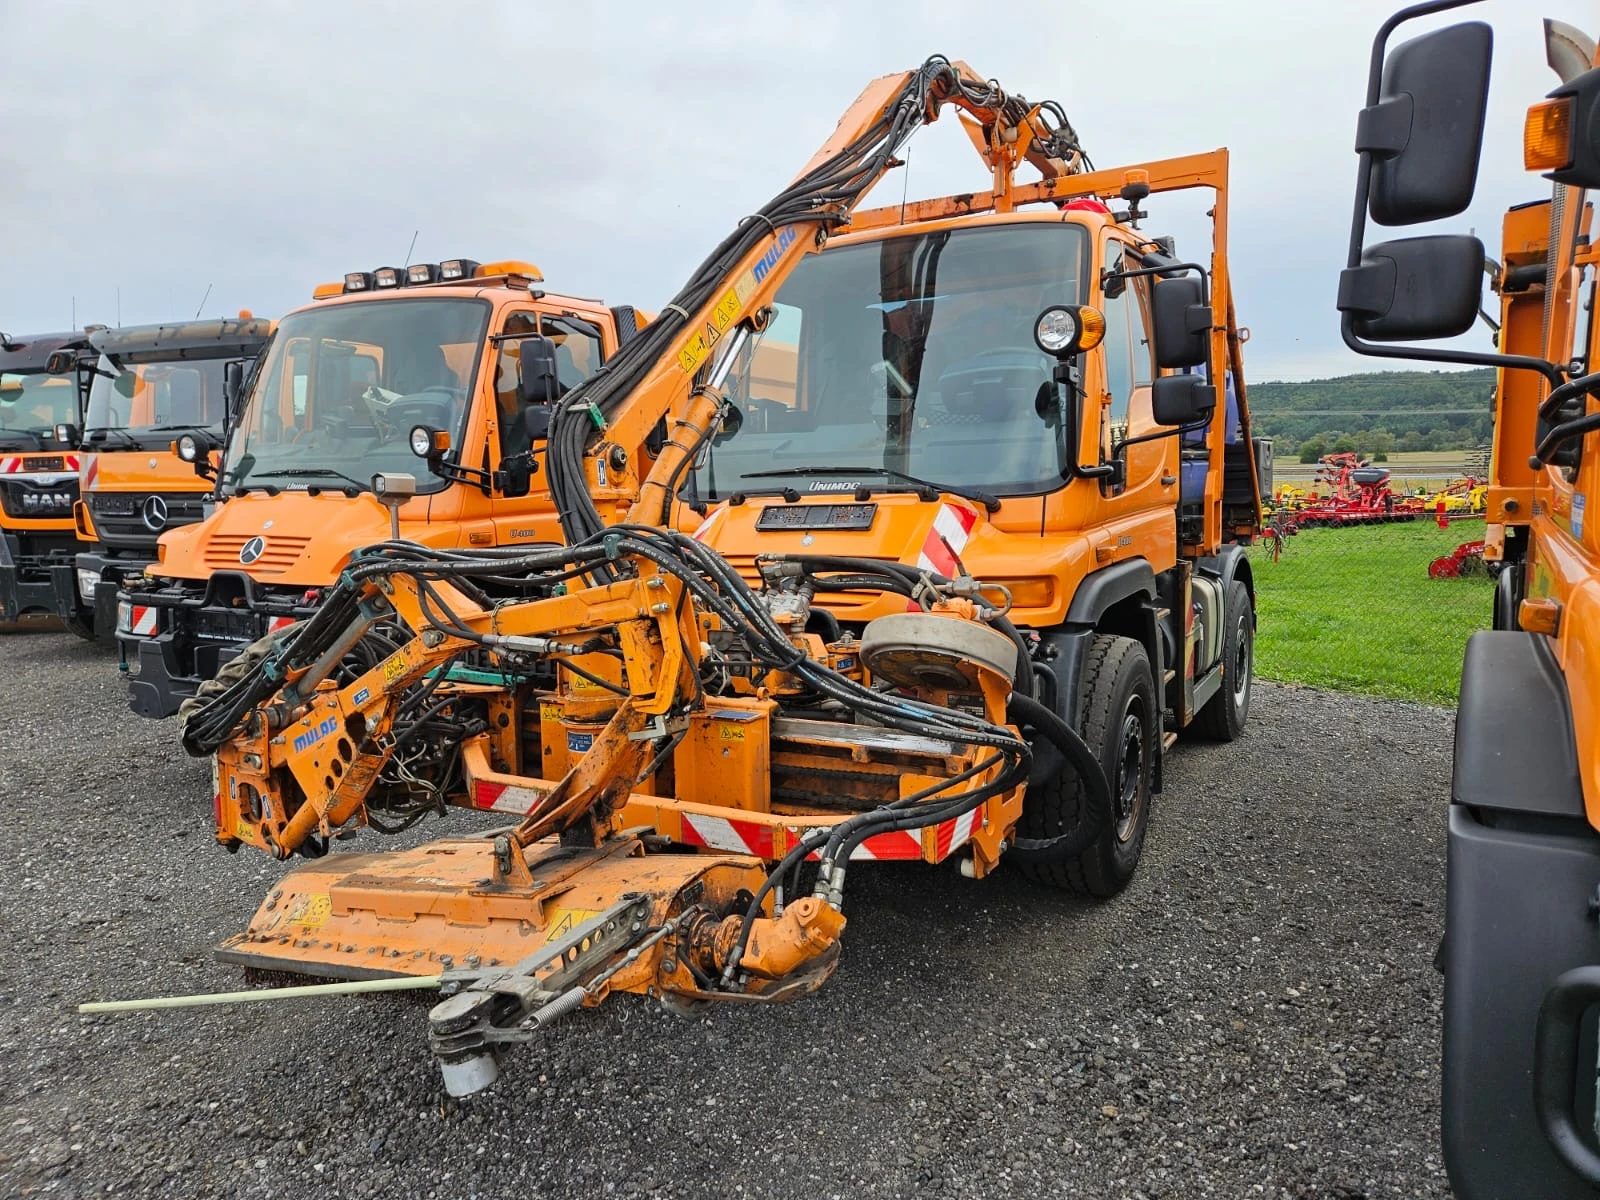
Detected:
left=238, top=536, right=267, bottom=565
left=140, top=494, right=169, bottom=532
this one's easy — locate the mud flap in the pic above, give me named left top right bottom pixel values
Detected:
left=1444, top=805, right=1600, bottom=1199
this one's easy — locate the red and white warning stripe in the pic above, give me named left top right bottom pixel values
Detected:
left=128, top=606, right=159, bottom=637
left=471, top=779, right=555, bottom=815
left=915, top=503, right=978, bottom=577
left=267, top=616, right=297, bottom=633
left=674, top=807, right=984, bottom=863
left=690, top=504, right=728, bottom=542
left=470, top=781, right=985, bottom=862
left=83, top=454, right=98, bottom=489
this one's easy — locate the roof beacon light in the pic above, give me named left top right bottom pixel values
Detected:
left=476, top=260, right=544, bottom=283
left=1525, top=97, right=1575, bottom=173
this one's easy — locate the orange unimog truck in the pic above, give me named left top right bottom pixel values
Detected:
left=0, top=330, right=93, bottom=629
left=112, top=59, right=1264, bottom=1098
left=62, top=316, right=273, bottom=640
left=116, top=258, right=645, bottom=717
left=1336, top=4, right=1600, bottom=1195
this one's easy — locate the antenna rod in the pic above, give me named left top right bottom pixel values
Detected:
left=194, top=283, right=213, bottom=320
left=116, top=287, right=121, bottom=328
left=402, top=230, right=419, bottom=269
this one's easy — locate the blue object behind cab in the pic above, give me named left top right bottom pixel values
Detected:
left=1179, top=368, right=1239, bottom=505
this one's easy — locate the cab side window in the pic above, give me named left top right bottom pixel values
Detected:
left=494, top=313, right=605, bottom=458
left=1099, top=245, right=1155, bottom=448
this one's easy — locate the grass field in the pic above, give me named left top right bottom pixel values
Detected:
left=1247, top=519, right=1491, bottom=705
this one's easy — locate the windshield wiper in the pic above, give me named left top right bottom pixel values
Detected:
left=741, top=465, right=1000, bottom=513
left=0, top=429, right=45, bottom=450
left=86, top=427, right=144, bottom=448
left=144, top=423, right=221, bottom=434
left=250, top=467, right=370, bottom=494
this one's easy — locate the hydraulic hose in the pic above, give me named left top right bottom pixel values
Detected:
left=1002, top=691, right=1111, bottom=863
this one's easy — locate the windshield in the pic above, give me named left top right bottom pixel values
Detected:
left=0, top=373, right=79, bottom=435
left=86, top=354, right=232, bottom=435
left=223, top=297, right=490, bottom=494
left=689, top=222, right=1089, bottom=502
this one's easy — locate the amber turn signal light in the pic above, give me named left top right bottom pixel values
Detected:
left=1525, top=98, right=1575, bottom=173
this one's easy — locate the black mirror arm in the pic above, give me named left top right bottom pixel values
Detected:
left=1116, top=417, right=1212, bottom=453
left=1101, top=260, right=1210, bottom=301
left=1339, top=312, right=1566, bottom=389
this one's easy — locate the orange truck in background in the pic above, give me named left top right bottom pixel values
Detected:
left=62, top=316, right=273, bottom=640
left=116, top=259, right=646, bottom=718
left=1337, top=5, right=1600, bottom=1194
left=0, top=330, right=94, bottom=629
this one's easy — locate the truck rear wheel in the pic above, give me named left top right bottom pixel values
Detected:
left=1016, top=633, right=1155, bottom=897
left=64, top=608, right=95, bottom=642
left=1194, top=579, right=1252, bottom=741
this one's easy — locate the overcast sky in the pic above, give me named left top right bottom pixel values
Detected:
left=1, top=0, right=1592, bottom=381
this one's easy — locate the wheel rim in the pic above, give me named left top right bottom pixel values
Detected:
left=1113, top=697, right=1146, bottom=843
left=1232, top=614, right=1252, bottom=704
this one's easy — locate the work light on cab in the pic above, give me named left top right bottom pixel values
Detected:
left=343, top=271, right=374, bottom=293
left=409, top=425, right=449, bottom=459
left=1034, top=304, right=1105, bottom=357
left=176, top=434, right=200, bottom=463
left=406, top=263, right=438, bottom=285
left=373, top=267, right=404, bottom=289
left=437, top=259, right=480, bottom=282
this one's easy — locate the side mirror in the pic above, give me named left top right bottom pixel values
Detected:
left=520, top=405, right=551, bottom=444
left=1338, top=234, right=1484, bottom=341
left=1151, top=275, right=1210, bottom=369
left=53, top=422, right=80, bottom=446
left=45, top=349, right=78, bottom=375
left=1360, top=22, right=1492, bottom=225
left=1151, top=375, right=1214, bottom=428
left=516, top=335, right=559, bottom=407
left=224, top=360, right=246, bottom=418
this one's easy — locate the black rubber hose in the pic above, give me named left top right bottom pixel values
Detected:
left=1002, top=691, right=1112, bottom=864
left=805, top=606, right=842, bottom=644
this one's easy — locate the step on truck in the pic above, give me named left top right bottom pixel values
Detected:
left=63, top=315, right=273, bottom=640
left=0, top=330, right=93, bottom=630
left=1336, top=5, right=1600, bottom=1195
left=102, top=59, right=1262, bottom=1096
left=115, top=259, right=645, bottom=717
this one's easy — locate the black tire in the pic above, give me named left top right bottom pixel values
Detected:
left=1194, top=579, right=1252, bottom=741
left=1016, top=633, right=1155, bottom=897
left=64, top=607, right=96, bottom=642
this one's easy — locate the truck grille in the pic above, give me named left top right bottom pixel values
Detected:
left=88, top=492, right=207, bottom=544
left=202, top=534, right=311, bottom=575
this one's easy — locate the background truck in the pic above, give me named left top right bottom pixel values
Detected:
left=0, top=330, right=93, bottom=630
left=62, top=315, right=272, bottom=640
left=1335, top=4, right=1600, bottom=1195
left=139, top=57, right=1264, bottom=1098
left=116, top=259, right=645, bottom=717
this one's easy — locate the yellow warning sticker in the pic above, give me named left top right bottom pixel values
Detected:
left=539, top=702, right=562, bottom=723
left=718, top=724, right=747, bottom=742
left=678, top=333, right=711, bottom=375
left=710, top=287, right=740, bottom=333
left=677, top=286, right=745, bottom=374
left=291, top=893, right=332, bottom=929
left=545, top=907, right=598, bottom=940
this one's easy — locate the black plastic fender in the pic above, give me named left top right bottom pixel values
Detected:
left=1443, top=631, right=1600, bottom=1199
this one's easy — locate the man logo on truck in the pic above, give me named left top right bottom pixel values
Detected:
left=238, top=536, right=266, bottom=565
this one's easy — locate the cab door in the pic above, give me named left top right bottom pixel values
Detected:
left=1089, top=236, right=1178, bottom=545
left=488, top=309, right=608, bottom=546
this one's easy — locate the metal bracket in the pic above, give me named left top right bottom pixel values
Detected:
left=427, top=894, right=653, bottom=1095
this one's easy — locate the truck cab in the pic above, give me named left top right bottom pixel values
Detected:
left=687, top=171, right=1267, bottom=891
left=65, top=315, right=272, bottom=640
left=0, top=330, right=92, bottom=629
left=117, top=258, right=644, bottom=718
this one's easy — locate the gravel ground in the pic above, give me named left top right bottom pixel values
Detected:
left=0, top=628, right=1453, bottom=1199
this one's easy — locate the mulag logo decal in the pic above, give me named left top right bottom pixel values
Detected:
left=750, top=225, right=798, bottom=283
left=293, top=717, right=338, bottom=754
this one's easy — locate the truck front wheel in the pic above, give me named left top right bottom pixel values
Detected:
left=1016, top=633, right=1155, bottom=897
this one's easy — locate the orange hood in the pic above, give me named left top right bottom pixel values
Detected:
left=81, top=449, right=212, bottom=495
